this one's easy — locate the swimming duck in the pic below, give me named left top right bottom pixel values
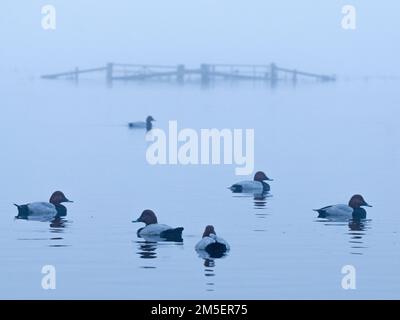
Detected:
left=195, top=225, right=230, bottom=258
left=314, top=194, right=372, bottom=219
left=133, top=209, right=184, bottom=241
left=128, top=116, right=155, bottom=131
left=229, top=171, right=273, bottom=193
left=14, top=191, right=73, bottom=219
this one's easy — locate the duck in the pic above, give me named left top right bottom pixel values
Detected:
left=229, top=171, right=273, bottom=193
left=133, top=209, right=184, bottom=241
left=14, top=191, right=73, bottom=219
left=128, top=116, right=155, bottom=131
left=314, top=194, right=372, bottom=219
left=195, top=225, right=230, bottom=258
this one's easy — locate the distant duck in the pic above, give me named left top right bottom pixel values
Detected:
left=14, top=191, right=73, bottom=219
left=133, top=209, right=184, bottom=241
left=195, top=225, right=230, bottom=258
left=229, top=171, right=273, bottom=193
left=128, top=116, right=155, bottom=131
left=314, top=194, right=372, bottom=219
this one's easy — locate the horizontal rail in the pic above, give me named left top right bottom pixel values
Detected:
left=113, top=63, right=177, bottom=69
left=211, top=71, right=268, bottom=80
left=40, top=63, right=336, bottom=83
left=211, top=64, right=270, bottom=68
left=112, top=70, right=180, bottom=80
left=41, top=67, right=106, bottom=79
left=277, top=67, right=335, bottom=80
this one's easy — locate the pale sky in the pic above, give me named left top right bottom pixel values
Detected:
left=1, top=0, right=399, bottom=76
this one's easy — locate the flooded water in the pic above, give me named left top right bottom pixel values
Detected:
left=0, top=74, right=399, bottom=299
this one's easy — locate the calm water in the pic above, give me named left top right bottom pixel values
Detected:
left=0, top=74, right=399, bottom=299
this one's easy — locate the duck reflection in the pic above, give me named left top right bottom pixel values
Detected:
left=197, top=252, right=219, bottom=292
left=253, top=192, right=270, bottom=230
left=14, top=211, right=68, bottom=233
left=134, top=236, right=183, bottom=269
left=316, top=216, right=371, bottom=255
left=349, top=219, right=366, bottom=231
left=197, top=252, right=229, bottom=292
left=15, top=213, right=69, bottom=227
left=48, top=217, right=68, bottom=247
left=204, top=258, right=216, bottom=291
left=232, top=191, right=271, bottom=212
left=347, top=219, right=370, bottom=255
left=253, top=192, right=269, bottom=209
left=136, top=240, right=158, bottom=259
left=15, top=216, right=69, bottom=247
left=195, top=226, right=230, bottom=292
left=50, top=217, right=67, bottom=229
left=204, top=258, right=215, bottom=269
left=317, top=216, right=350, bottom=225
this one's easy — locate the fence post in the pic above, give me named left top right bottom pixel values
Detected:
left=292, top=69, right=297, bottom=84
left=270, top=63, right=278, bottom=84
left=201, top=64, right=210, bottom=84
left=177, top=64, right=185, bottom=83
left=106, top=63, right=114, bottom=85
left=74, top=67, right=79, bottom=83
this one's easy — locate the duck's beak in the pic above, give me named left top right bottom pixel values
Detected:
left=65, top=199, right=74, bottom=203
left=266, top=178, right=274, bottom=181
left=363, top=202, right=372, bottom=207
left=132, top=218, right=141, bottom=223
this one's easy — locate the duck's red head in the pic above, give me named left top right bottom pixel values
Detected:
left=348, top=194, right=371, bottom=209
left=254, top=171, right=273, bottom=182
left=202, top=225, right=216, bottom=238
left=136, top=209, right=158, bottom=225
left=49, top=191, right=73, bottom=205
left=146, top=116, right=155, bottom=122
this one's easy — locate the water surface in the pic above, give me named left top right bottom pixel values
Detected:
left=0, top=74, right=399, bottom=299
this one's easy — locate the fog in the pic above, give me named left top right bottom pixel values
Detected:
left=1, top=1, right=400, bottom=300
left=1, top=0, right=399, bottom=77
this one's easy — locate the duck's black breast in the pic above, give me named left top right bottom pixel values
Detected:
left=352, top=207, right=367, bottom=220
left=262, top=182, right=270, bottom=192
left=55, top=204, right=67, bottom=217
left=137, top=227, right=144, bottom=237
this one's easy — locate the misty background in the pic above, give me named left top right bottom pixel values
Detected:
left=1, top=0, right=399, bottom=77
left=1, top=1, right=400, bottom=299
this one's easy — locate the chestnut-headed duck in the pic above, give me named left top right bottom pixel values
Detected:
left=314, top=194, right=372, bottom=219
left=195, top=225, right=230, bottom=258
left=133, top=209, right=184, bottom=241
left=14, top=191, right=73, bottom=219
left=229, top=171, right=273, bottom=193
left=128, top=115, right=155, bottom=131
